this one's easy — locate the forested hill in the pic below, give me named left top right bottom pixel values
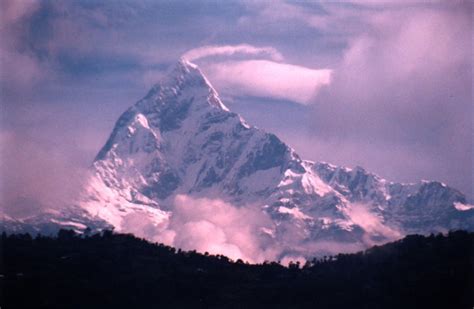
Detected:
left=1, top=230, right=473, bottom=309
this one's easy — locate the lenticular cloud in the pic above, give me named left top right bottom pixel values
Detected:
left=182, top=44, right=284, bottom=62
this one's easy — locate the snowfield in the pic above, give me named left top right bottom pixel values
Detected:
left=4, top=59, right=473, bottom=262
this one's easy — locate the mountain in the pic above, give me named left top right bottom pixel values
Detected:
left=3, top=59, right=473, bottom=261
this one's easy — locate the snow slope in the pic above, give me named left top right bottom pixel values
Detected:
left=4, top=59, right=473, bottom=260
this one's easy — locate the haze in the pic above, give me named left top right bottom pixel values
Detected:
left=1, top=0, right=472, bottom=217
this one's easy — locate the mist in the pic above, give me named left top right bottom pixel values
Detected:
left=309, top=2, right=472, bottom=198
left=117, top=195, right=389, bottom=263
left=146, top=195, right=277, bottom=263
left=0, top=130, right=90, bottom=218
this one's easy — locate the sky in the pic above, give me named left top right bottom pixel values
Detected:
left=0, top=0, right=472, bottom=216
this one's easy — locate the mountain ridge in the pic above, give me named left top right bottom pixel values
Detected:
left=3, top=59, right=473, bottom=261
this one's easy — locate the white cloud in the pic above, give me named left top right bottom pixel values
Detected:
left=182, top=44, right=332, bottom=104
left=118, top=194, right=373, bottom=263
left=183, top=44, right=284, bottom=62
left=344, top=203, right=401, bottom=244
left=166, top=195, right=277, bottom=262
left=202, top=60, right=332, bottom=104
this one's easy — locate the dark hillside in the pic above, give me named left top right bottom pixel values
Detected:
left=1, top=230, right=472, bottom=308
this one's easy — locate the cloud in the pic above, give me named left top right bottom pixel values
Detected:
left=116, top=194, right=379, bottom=263
left=0, top=0, right=47, bottom=90
left=0, top=95, right=130, bottom=218
left=239, top=0, right=369, bottom=39
left=183, top=44, right=284, bottom=62
left=95, top=194, right=279, bottom=263
left=182, top=43, right=332, bottom=105
left=0, top=0, right=40, bottom=26
left=163, top=195, right=276, bottom=262
left=0, top=130, right=90, bottom=218
left=344, top=203, right=401, bottom=244
left=307, top=2, right=472, bottom=197
left=202, top=60, right=332, bottom=105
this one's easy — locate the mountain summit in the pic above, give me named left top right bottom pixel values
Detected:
left=5, top=60, right=474, bottom=261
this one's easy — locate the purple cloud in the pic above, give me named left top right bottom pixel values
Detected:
left=202, top=59, right=332, bottom=104
left=308, top=2, right=472, bottom=197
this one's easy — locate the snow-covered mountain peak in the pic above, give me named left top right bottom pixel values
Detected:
left=6, top=59, right=472, bottom=262
left=94, top=60, right=232, bottom=161
left=85, top=59, right=473, bottom=255
left=142, top=58, right=229, bottom=113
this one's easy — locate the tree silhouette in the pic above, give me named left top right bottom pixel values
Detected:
left=1, top=229, right=472, bottom=308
